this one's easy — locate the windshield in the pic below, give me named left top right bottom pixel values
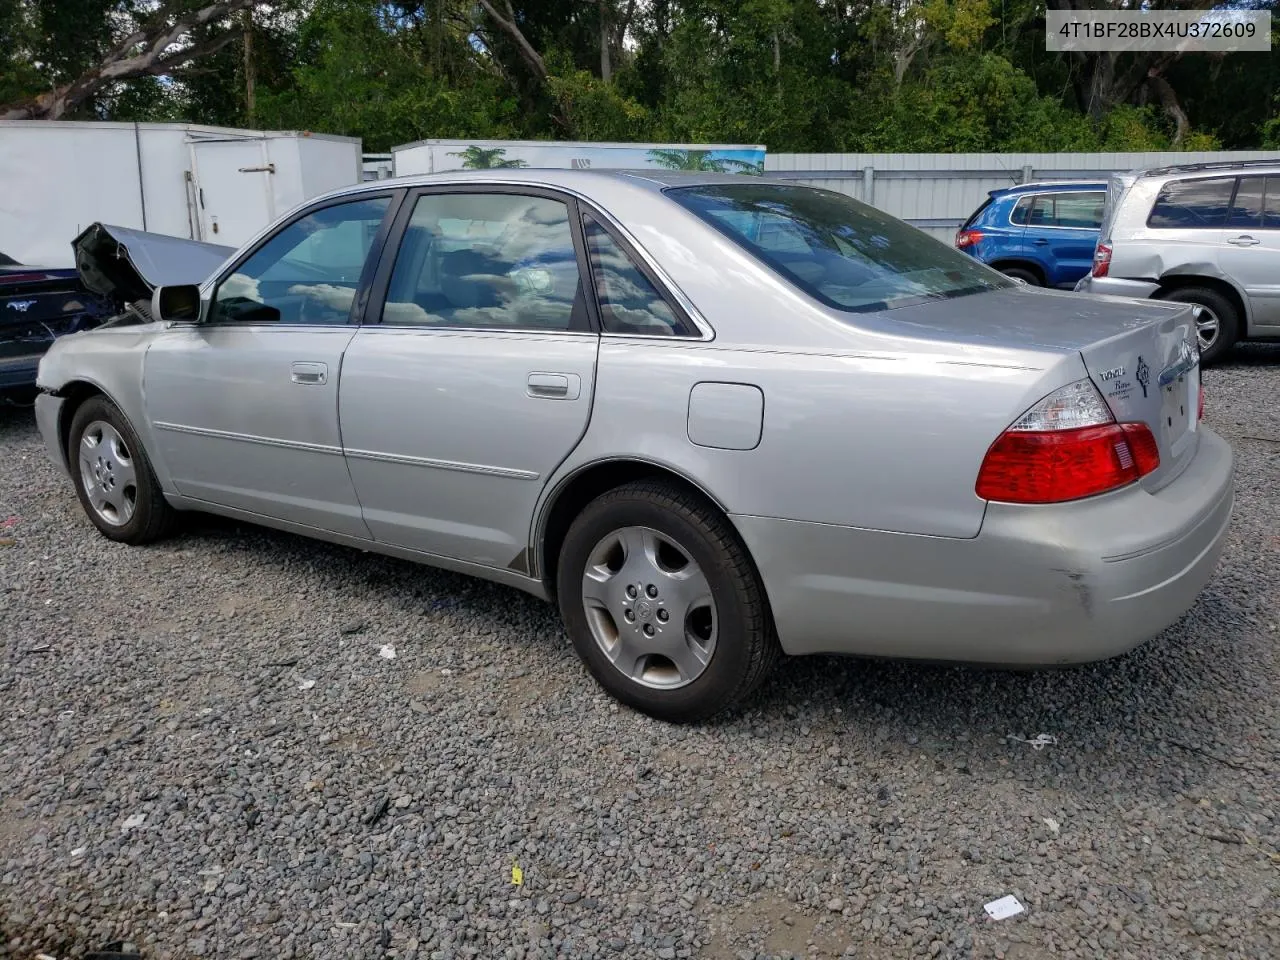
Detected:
left=666, top=182, right=1011, bottom=312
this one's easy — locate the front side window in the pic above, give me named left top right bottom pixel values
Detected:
left=583, top=215, right=694, bottom=337
left=667, top=183, right=1010, bottom=313
left=1027, top=192, right=1104, bottom=229
left=381, top=193, right=585, bottom=331
left=1051, top=192, right=1105, bottom=229
left=210, top=196, right=390, bottom=325
left=1147, top=177, right=1235, bottom=229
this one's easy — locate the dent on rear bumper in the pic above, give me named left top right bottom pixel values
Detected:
left=735, top=428, right=1234, bottom=664
left=1075, top=276, right=1160, bottom=300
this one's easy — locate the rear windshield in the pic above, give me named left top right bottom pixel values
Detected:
left=667, top=183, right=1010, bottom=313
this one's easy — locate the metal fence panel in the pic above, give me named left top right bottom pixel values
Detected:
left=764, top=151, right=1280, bottom=241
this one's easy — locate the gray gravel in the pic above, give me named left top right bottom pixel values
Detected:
left=1, top=346, right=1278, bottom=960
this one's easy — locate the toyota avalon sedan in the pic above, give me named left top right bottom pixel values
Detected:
left=34, top=170, right=1234, bottom=723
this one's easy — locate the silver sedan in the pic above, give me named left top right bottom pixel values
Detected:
left=35, top=171, right=1234, bottom=722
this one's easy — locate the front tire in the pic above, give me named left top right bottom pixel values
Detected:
left=557, top=481, right=779, bottom=723
left=68, top=395, right=175, bottom=544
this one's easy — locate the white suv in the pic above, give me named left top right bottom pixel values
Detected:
left=1075, top=160, right=1280, bottom=364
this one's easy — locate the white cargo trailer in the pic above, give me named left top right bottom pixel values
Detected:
left=391, top=138, right=767, bottom=177
left=0, top=121, right=362, bottom=267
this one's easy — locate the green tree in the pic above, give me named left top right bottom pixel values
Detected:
left=449, top=146, right=529, bottom=169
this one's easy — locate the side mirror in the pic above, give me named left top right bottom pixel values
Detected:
left=151, top=284, right=202, bottom=323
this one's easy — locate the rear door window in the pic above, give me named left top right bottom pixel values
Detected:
left=1264, top=176, right=1280, bottom=229
left=1147, top=177, right=1236, bottom=229
left=1227, top=177, right=1264, bottom=228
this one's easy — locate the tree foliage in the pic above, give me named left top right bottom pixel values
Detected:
left=3, top=0, right=1277, bottom=151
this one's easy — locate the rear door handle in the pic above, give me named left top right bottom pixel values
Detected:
left=1228, top=235, right=1260, bottom=246
left=527, top=372, right=581, bottom=400
left=291, top=361, right=327, bottom=385
left=1033, top=238, right=1050, bottom=246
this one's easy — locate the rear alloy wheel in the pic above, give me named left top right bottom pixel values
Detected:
left=1158, top=286, right=1239, bottom=366
left=68, top=395, right=176, bottom=544
left=557, top=481, right=778, bottom=723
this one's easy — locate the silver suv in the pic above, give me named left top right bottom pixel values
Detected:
left=1075, top=160, right=1280, bottom=363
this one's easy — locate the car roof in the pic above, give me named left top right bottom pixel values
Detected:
left=303, top=168, right=864, bottom=211
left=989, top=180, right=1107, bottom=198
left=1138, top=159, right=1280, bottom=178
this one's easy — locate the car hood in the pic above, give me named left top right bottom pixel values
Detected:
left=72, top=223, right=234, bottom=306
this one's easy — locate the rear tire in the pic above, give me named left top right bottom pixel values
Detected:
left=1157, top=286, right=1239, bottom=366
left=998, top=266, right=1041, bottom=286
left=68, top=395, right=175, bottom=544
left=556, top=480, right=779, bottom=723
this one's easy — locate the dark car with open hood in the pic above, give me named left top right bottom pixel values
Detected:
left=0, top=252, right=114, bottom=401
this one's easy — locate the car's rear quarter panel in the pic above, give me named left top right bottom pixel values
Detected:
left=565, top=340, right=1082, bottom=541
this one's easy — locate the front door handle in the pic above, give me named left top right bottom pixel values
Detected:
left=1228, top=235, right=1260, bottom=246
left=291, top=361, right=328, bottom=385
left=527, top=372, right=581, bottom=400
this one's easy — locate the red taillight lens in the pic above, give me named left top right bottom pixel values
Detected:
left=955, top=229, right=983, bottom=249
left=1198, top=384, right=1205, bottom=421
left=1091, top=242, right=1112, bottom=278
left=976, top=422, right=1161, bottom=504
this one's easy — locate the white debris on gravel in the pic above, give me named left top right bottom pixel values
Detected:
left=0, top=346, right=1277, bottom=960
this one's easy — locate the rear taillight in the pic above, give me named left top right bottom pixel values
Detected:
left=976, top=380, right=1161, bottom=504
left=955, top=229, right=983, bottom=249
left=1091, top=242, right=1112, bottom=278
left=1198, top=383, right=1204, bottom=421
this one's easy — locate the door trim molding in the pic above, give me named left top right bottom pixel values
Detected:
left=153, top=420, right=344, bottom=456
left=344, top=447, right=540, bottom=480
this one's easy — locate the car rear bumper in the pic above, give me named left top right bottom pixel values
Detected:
left=1073, top=275, right=1160, bottom=299
left=734, top=427, right=1234, bottom=664
left=34, top=391, right=69, bottom=477
left=0, top=354, right=41, bottom=391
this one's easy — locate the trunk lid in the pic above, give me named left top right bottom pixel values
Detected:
left=1077, top=301, right=1201, bottom=489
left=857, top=285, right=1202, bottom=489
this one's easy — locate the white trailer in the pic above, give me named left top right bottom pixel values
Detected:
left=0, top=121, right=363, bottom=267
left=391, top=138, right=767, bottom=177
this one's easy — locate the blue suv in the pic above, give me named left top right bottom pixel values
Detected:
left=955, top=182, right=1107, bottom=288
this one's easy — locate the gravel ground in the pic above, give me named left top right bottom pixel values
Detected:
left=1, top=347, right=1277, bottom=960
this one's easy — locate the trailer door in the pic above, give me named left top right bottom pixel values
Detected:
left=189, top=139, right=277, bottom=246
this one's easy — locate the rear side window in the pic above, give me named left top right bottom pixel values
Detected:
left=583, top=214, right=695, bottom=337
left=1010, top=196, right=1032, bottom=225
left=667, top=183, right=1010, bottom=313
left=1147, top=177, right=1235, bottom=229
